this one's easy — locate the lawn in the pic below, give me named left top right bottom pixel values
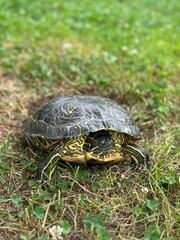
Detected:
left=0, top=0, right=179, bottom=239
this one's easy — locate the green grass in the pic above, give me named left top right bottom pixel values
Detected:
left=0, top=0, right=179, bottom=239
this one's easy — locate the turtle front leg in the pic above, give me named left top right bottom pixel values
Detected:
left=36, top=149, right=62, bottom=182
left=122, top=143, right=150, bottom=170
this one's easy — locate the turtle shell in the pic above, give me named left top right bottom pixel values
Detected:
left=22, top=96, right=141, bottom=140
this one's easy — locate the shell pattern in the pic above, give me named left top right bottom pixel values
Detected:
left=22, top=96, right=141, bottom=140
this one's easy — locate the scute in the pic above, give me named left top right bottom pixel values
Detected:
left=22, top=96, right=141, bottom=139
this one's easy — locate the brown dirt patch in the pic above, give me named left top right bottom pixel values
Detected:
left=0, top=71, right=75, bottom=144
left=0, top=72, right=29, bottom=143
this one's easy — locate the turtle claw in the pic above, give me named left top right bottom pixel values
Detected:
left=131, top=161, right=150, bottom=171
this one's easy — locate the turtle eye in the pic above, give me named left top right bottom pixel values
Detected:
left=91, top=138, right=97, bottom=147
left=91, top=137, right=105, bottom=148
left=99, top=139, right=106, bottom=145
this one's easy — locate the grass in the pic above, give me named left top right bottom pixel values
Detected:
left=0, top=0, right=179, bottom=239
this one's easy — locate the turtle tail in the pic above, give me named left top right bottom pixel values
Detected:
left=122, top=143, right=150, bottom=169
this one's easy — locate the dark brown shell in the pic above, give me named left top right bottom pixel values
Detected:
left=22, top=96, right=141, bottom=140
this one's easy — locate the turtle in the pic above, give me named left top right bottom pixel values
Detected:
left=22, top=95, right=149, bottom=182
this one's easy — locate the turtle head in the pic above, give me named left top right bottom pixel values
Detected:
left=84, top=130, right=123, bottom=162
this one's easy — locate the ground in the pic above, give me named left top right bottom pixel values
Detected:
left=0, top=0, right=179, bottom=240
